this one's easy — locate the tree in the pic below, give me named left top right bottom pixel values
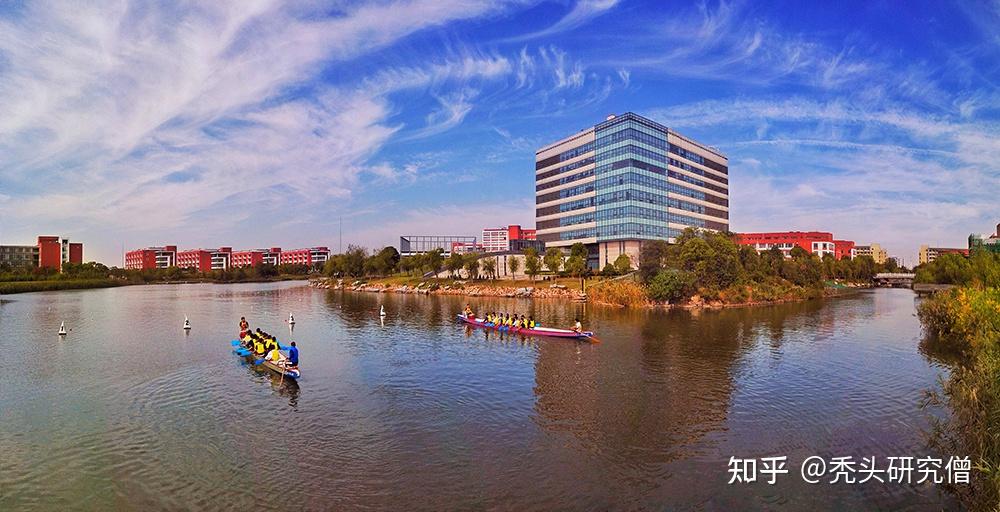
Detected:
left=570, top=243, right=588, bottom=259
left=639, top=240, right=669, bottom=283
left=425, top=249, right=444, bottom=277
left=324, top=255, right=344, bottom=277
left=524, top=248, right=541, bottom=281
left=508, top=256, right=521, bottom=280
left=821, top=253, right=837, bottom=280
left=647, top=269, right=694, bottom=302
left=463, top=253, right=480, bottom=279
left=370, top=246, right=400, bottom=276
left=543, top=247, right=564, bottom=275
left=482, top=258, right=497, bottom=279
left=564, top=255, right=587, bottom=277
left=343, top=245, right=367, bottom=277
left=915, top=252, right=973, bottom=285
left=789, top=246, right=811, bottom=260
left=613, top=253, right=632, bottom=275
left=601, top=263, right=617, bottom=276
left=446, top=252, right=465, bottom=278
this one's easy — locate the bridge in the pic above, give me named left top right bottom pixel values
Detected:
left=873, top=273, right=915, bottom=287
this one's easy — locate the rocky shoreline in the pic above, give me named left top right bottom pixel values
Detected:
left=310, top=277, right=863, bottom=309
left=310, top=278, right=585, bottom=300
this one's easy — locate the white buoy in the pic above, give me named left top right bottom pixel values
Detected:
left=58, top=321, right=67, bottom=336
left=183, top=316, right=191, bottom=330
left=288, top=313, right=295, bottom=325
left=380, top=305, right=386, bottom=317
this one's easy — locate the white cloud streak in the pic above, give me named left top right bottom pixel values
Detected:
left=0, top=0, right=524, bottom=262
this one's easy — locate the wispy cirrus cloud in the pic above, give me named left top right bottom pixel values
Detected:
left=649, top=96, right=1000, bottom=263
left=0, top=1, right=528, bottom=259
left=504, top=0, right=620, bottom=42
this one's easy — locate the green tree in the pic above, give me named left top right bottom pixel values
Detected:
left=564, top=255, right=587, bottom=277
left=425, top=249, right=444, bottom=277
left=613, top=253, right=632, bottom=274
left=508, top=256, right=521, bottom=280
left=647, top=269, right=694, bottom=302
left=789, top=246, right=811, bottom=260
left=343, top=245, right=367, bottom=277
left=482, top=258, right=497, bottom=279
left=601, top=263, right=617, bottom=276
left=446, top=252, right=465, bottom=278
left=638, top=240, right=669, bottom=283
left=524, top=248, right=541, bottom=281
left=915, top=252, right=973, bottom=285
left=853, top=255, right=877, bottom=281
left=570, top=243, right=588, bottom=259
left=821, top=254, right=836, bottom=280
left=463, top=253, right=481, bottom=279
left=543, top=247, right=564, bottom=274
left=369, top=246, right=400, bottom=276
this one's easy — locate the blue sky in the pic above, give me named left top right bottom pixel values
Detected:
left=0, top=0, right=997, bottom=266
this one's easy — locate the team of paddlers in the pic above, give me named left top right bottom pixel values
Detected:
left=462, top=305, right=583, bottom=332
left=238, top=316, right=299, bottom=367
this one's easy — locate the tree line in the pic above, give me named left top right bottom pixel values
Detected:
left=0, top=261, right=314, bottom=284
left=636, top=228, right=903, bottom=302
left=914, top=250, right=1000, bottom=286
left=321, top=244, right=635, bottom=281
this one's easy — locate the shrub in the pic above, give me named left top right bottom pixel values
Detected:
left=647, top=269, right=694, bottom=302
left=587, top=280, right=648, bottom=307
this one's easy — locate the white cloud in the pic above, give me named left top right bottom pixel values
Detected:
left=0, top=0, right=523, bottom=263
left=506, top=0, right=620, bottom=41
left=648, top=96, right=1000, bottom=264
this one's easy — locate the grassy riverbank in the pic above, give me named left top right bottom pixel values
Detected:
left=0, top=261, right=315, bottom=295
left=324, top=273, right=843, bottom=309
left=916, top=251, right=1000, bottom=510
left=0, top=279, right=126, bottom=294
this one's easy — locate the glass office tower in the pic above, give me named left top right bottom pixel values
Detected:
left=535, top=112, right=729, bottom=268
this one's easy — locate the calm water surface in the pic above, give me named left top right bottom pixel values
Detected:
left=0, top=283, right=955, bottom=510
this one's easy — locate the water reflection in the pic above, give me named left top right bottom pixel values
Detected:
left=0, top=284, right=955, bottom=510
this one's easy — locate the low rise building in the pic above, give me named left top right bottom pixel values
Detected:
left=176, top=249, right=213, bottom=272
left=482, top=225, right=537, bottom=253
left=127, top=244, right=328, bottom=270
left=400, top=235, right=477, bottom=256
left=279, top=247, right=329, bottom=267
left=853, top=243, right=888, bottom=264
left=969, top=223, right=1000, bottom=255
left=451, top=242, right=484, bottom=255
left=211, top=247, right=232, bottom=271
left=919, top=245, right=969, bottom=265
left=735, top=231, right=855, bottom=260
left=231, top=250, right=264, bottom=268
left=126, top=246, right=178, bottom=270
left=0, top=244, right=38, bottom=267
left=1, top=236, right=84, bottom=271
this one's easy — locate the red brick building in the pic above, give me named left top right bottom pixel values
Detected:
left=279, top=247, right=330, bottom=266
left=833, top=239, right=855, bottom=260
left=735, top=231, right=855, bottom=260
left=176, top=249, right=213, bottom=272
left=35, top=236, right=83, bottom=271
left=125, top=246, right=177, bottom=270
left=231, top=250, right=264, bottom=268
left=481, top=225, right=537, bottom=253
left=68, top=243, right=83, bottom=265
left=126, top=245, right=328, bottom=270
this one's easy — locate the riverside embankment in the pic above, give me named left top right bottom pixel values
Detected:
left=311, top=276, right=864, bottom=309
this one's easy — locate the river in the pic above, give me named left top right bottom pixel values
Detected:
left=0, top=283, right=956, bottom=510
